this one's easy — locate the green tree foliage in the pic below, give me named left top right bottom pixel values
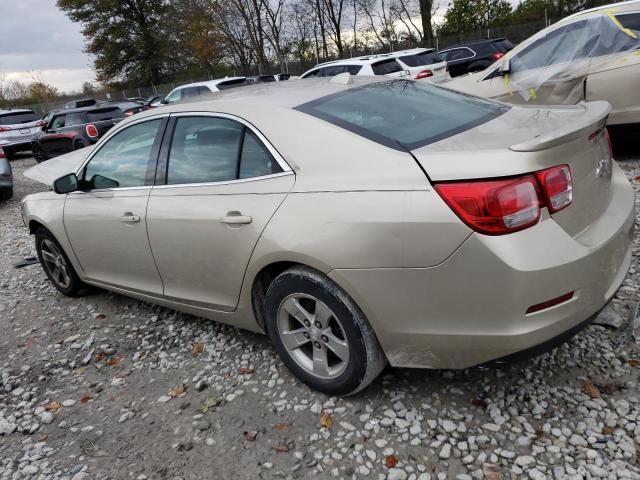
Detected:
left=512, top=0, right=614, bottom=23
left=57, top=0, right=175, bottom=85
left=437, top=0, right=513, bottom=36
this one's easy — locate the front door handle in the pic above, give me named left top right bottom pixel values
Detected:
left=120, top=212, right=140, bottom=223
left=220, top=212, right=252, bottom=225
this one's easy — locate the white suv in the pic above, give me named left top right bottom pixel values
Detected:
left=0, top=109, right=43, bottom=159
left=300, top=49, right=450, bottom=83
left=160, top=77, right=249, bottom=106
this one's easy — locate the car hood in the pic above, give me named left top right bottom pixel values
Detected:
left=23, top=146, right=93, bottom=185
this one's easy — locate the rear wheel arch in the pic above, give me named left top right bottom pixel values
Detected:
left=28, top=219, right=45, bottom=235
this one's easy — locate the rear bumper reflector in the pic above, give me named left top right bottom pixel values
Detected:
left=526, top=292, right=574, bottom=314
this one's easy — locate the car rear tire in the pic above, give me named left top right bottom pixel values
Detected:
left=0, top=187, right=12, bottom=201
left=35, top=228, right=88, bottom=297
left=264, top=266, right=387, bottom=396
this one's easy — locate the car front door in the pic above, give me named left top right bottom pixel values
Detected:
left=483, top=20, right=593, bottom=105
left=584, top=12, right=640, bottom=124
left=41, top=114, right=73, bottom=157
left=63, top=117, right=168, bottom=294
left=146, top=113, right=294, bottom=311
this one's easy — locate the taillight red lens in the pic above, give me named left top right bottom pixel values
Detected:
left=604, top=127, right=613, bottom=159
left=0, top=127, right=11, bottom=133
left=125, top=110, right=134, bottom=116
left=436, top=165, right=574, bottom=235
left=85, top=124, right=99, bottom=138
left=0, top=147, right=5, bottom=159
left=535, top=165, right=573, bottom=214
left=435, top=175, right=541, bottom=235
left=491, top=52, right=505, bottom=61
left=36, top=120, right=45, bottom=127
left=416, top=69, right=433, bottom=80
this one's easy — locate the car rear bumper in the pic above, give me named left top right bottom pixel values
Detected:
left=329, top=162, right=635, bottom=369
left=0, top=139, right=32, bottom=152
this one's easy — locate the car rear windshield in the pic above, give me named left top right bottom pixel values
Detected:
left=296, top=80, right=508, bottom=150
left=493, top=39, right=514, bottom=52
left=0, top=111, right=38, bottom=125
left=399, top=51, right=443, bottom=66
left=86, top=108, right=125, bottom=122
left=217, top=79, right=250, bottom=90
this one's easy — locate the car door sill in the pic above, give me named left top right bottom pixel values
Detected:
left=84, top=279, right=235, bottom=313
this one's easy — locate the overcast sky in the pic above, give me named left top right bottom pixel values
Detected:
left=0, top=0, right=94, bottom=93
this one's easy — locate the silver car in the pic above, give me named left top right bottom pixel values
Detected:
left=0, top=109, right=43, bottom=158
left=21, top=77, right=635, bottom=395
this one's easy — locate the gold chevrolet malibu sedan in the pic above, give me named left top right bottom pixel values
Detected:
left=21, top=77, right=635, bottom=395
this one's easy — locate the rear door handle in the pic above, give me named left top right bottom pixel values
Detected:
left=120, top=212, right=140, bottom=223
left=221, top=212, right=252, bottom=225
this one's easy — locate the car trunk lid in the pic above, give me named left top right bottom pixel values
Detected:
left=412, top=101, right=613, bottom=237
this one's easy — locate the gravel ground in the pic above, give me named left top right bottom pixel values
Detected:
left=1, top=154, right=639, bottom=480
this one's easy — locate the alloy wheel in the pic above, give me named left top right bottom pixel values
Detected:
left=276, top=293, right=350, bottom=379
left=40, top=239, right=71, bottom=289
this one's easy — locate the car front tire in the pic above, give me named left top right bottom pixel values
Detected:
left=35, top=228, right=88, bottom=297
left=0, top=187, right=12, bottom=201
left=264, top=266, right=387, bottom=396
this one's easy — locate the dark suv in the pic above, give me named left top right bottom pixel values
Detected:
left=31, top=105, right=125, bottom=162
left=438, top=38, right=514, bottom=77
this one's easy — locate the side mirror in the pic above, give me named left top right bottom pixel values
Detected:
left=89, top=174, right=119, bottom=189
left=499, top=59, right=511, bottom=75
left=53, top=173, right=79, bottom=194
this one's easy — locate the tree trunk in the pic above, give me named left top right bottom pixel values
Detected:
left=419, top=0, right=434, bottom=47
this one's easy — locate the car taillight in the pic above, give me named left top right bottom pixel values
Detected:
left=435, top=165, right=574, bottom=235
left=604, top=127, right=613, bottom=158
left=415, top=69, right=433, bottom=80
left=85, top=124, right=99, bottom=138
left=535, top=165, right=573, bottom=213
left=125, top=110, right=134, bottom=116
left=435, top=175, right=541, bottom=235
left=491, top=52, right=505, bottom=61
left=0, top=127, right=11, bottom=133
left=0, top=147, right=5, bottom=159
left=36, top=120, right=45, bottom=128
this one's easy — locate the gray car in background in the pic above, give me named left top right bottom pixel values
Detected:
left=0, top=147, right=13, bottom=201
left=0, top=109, right=43, bottom=158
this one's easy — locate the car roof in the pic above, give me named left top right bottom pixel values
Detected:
left=0, top=109, right=35, bottom=115
left=133, top=77, right=388, bottom=119
left=173, top=77, right=247, bottom=90
left=313, top=48, right=436, bottom=68
left=564, top=0, right=640, bottom=20
left=440, top=38, right=507, bottom=50
left=53, top=105, right=122, bottom=115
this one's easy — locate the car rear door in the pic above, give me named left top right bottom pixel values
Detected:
left=63, top=116, right=168, bottom=294
left=146, top=113, right=294, bottom=311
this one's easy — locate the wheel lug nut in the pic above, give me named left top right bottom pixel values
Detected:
left=321, top=335, right=328, bottom=343
left=303, top=332, right=310, bottom=339
left=314, top=341, right=321, bottom=349
left=304, top=320, right=310, bottom=327
left=315, top=321, right=322, bottom=329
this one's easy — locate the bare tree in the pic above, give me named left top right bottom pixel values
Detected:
left=260, top=0, right=287, bottom=72
left=323, top=0, right=346, bottom=56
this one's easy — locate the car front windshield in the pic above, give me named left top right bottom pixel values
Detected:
left=296, top=80, right=507, bottom=150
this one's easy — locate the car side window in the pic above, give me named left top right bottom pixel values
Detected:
left=181, top=87, right=201, bottom=99
left=441, top=48, right=474, bottom=61
left=303, top=69, right=321, bottom=78
left=197, top=86, right=211, bottom=95
left=371, top=59, right=403, bottom=75
left=166, top=116, right=283, bottom=185
left=167, top=117, right=243, bottom=185
left=617, top=12, right=640, bottom=31
left=66, top=112, right=86, bottom=126
left=239, top=130, right=282, bottom=179
left=51, top=115, right=66, bottom=129
left=510, top=21, right=592, bottom=73
left=84, top=119, right=162, bottom=189
left=165, top=90, right=182, bottom=104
